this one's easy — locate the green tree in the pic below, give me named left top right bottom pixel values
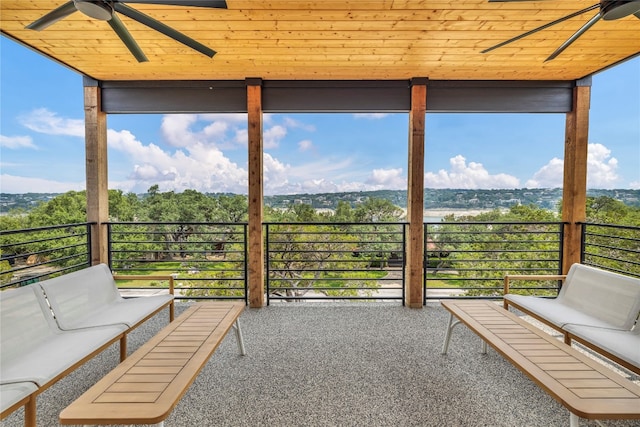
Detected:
left=109, top=189, right=141, bottom=221
left=27, top=191, right=87, bottom=226
left=215, top=195, right=248, bottom=223
left=333, top=200, right=354, bottom=222
left=354, top=198, right=404, bottom=222
left=586, top=196, right=632, bottom=224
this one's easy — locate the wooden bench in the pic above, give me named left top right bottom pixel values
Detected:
left=441, top=300, right=640, bottom=427
left=503, top=263, right=640, bottom=374
left=59, top=301, right=246, bottom=426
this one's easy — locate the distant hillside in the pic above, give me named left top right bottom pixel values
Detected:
left=263, top=188, right=640, bottom=211
left=2, top=189, right=639, bottom=213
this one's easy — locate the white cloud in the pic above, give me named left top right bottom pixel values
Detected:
left=19, top=108, right=84, bottom=137
left=0, top=135, right=36, bottom=149
left=586, top=143, right=620, bottom=188
left=526, top=143, right=621, bottom=189
left=160, top=113, right=247, bottom=149
left=0, top=174, right=84, bottom=193
left=263, top=152, right=292, bottom=194
left=425, top=155, right=520, bottom=189
left=354, top=113, right=389, bottom=120
left=283, top=117, right=316, bottom=131
left=298, top=140, right=313, bottom=151
left=160, top=115, right=200, bottom=148
left=107, top=127, right=248, bottom=194
left=366, top=168, right=406, bottom=190
left=525, top=158, right=563, bottom=188
left=264, top=125, right=287, bottom=149
left=630, top=181, right=640, bottom=190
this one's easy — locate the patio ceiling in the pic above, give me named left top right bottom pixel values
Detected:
left=1, top=1, right=639, bottom=82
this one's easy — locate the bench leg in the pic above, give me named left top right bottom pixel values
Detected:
left=570, top=412, right=579, bottom=427
left=442, top=313, right=461, bottom=354
left=442, top=312, right=488, bottom=355
left=233, top=318, right=246, bottom=356
left=120, top=334, right=128, bottom=362
left=24, top=396, right=36, bottom=427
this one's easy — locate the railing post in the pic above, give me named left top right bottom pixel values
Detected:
left=402, top=223, right=406, bottom=306
left=106, top=222, right=112, bottom=269
left=265, top=224, right=270, bottom=306
left=579, top=222, right=586, bottom=264
left=86, top=223, right=94, bottom=268
left=243, top=224, right=249, bottom=304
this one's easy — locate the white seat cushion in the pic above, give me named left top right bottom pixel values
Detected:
left=0, top=382, right=38, bottom=414
left=77, top=294, right=174, bottom=329
left=1, top=325, right=125, bottom=386
left=0, top=284, right=125, bottom=387
left=564, top=324, right=640, bottom=369
left=504, top=293, right=628, bottom=330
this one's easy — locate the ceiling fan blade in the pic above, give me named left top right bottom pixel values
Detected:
left=113, top=2, right=216, bottom=57
left=120, top=0, right=227, bottom=8
left=25, top=1, right=77, bottom=30
left=545, top=11, right=602, bottom=61
left=482, top=3, right=599, bottom=53
left=108, top=13, right=149, bottom=62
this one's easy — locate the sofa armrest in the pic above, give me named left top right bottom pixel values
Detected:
left=503, top=274, right=566, bottom=309
left=112, top=274, right=175, bottom=321
left=111, top=274, right=175, bottom=295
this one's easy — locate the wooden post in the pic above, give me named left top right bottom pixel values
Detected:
left=246, top=78, right=265, bottom=307
left=84, top=78, right=109, bottom=265
left=562, top=79, right=591, bottom=273
left=406, top=78, right=427, bottom=308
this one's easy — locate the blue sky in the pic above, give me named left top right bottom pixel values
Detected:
left=1, top=37, right=639, bottom=195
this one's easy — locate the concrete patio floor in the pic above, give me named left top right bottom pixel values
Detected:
left=1, top=301, right=638, bottom=427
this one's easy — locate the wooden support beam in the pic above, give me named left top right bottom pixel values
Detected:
left=562, top=82, right=591, bottom=273
left=247, top=79, right=265, bottom=307
left=406, top=79, right=427, bottom=308
left=84, top=83, right=109, bottom=265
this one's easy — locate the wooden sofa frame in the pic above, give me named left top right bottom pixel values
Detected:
left=0, top=264, right=175, bottom=427
left=503, top=263, right=640, bottom=375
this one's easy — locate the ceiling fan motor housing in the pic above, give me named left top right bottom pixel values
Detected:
left=74, top=0, right=113, bottom=21
left=601, top=0, right=640, bottom=20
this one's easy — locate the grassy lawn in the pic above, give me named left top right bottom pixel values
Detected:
left=426, top=273, right=465, bottom=288
left=114, top=261, right=238, bottom=288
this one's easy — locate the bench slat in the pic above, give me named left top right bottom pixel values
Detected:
left=59, top=302, right=245, bottom=425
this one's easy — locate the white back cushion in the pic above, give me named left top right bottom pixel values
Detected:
left=38, top=264, right=121, bottom=330
left=0, top=285, right=57, bottom=364
left=559, top=264, right=640, bottom=330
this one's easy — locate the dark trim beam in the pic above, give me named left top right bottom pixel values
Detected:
left=90, top=79, right=577, bottom=114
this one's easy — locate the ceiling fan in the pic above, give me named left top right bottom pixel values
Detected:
left=483, top=0, right=640, bottom=61
left=26, top=0, right=228, bottom=62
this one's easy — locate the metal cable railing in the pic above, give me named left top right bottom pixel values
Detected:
left=0, top=223, right=92, bottom=289
left=107, top=222, right=248, bottom=302
left=580, top=222, right=640, bottom=279
left=265, top=222, right=406, bottom=304
left=424, top=221, right=565, bottom=302
left=3, top=221, right=637, bottom=304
